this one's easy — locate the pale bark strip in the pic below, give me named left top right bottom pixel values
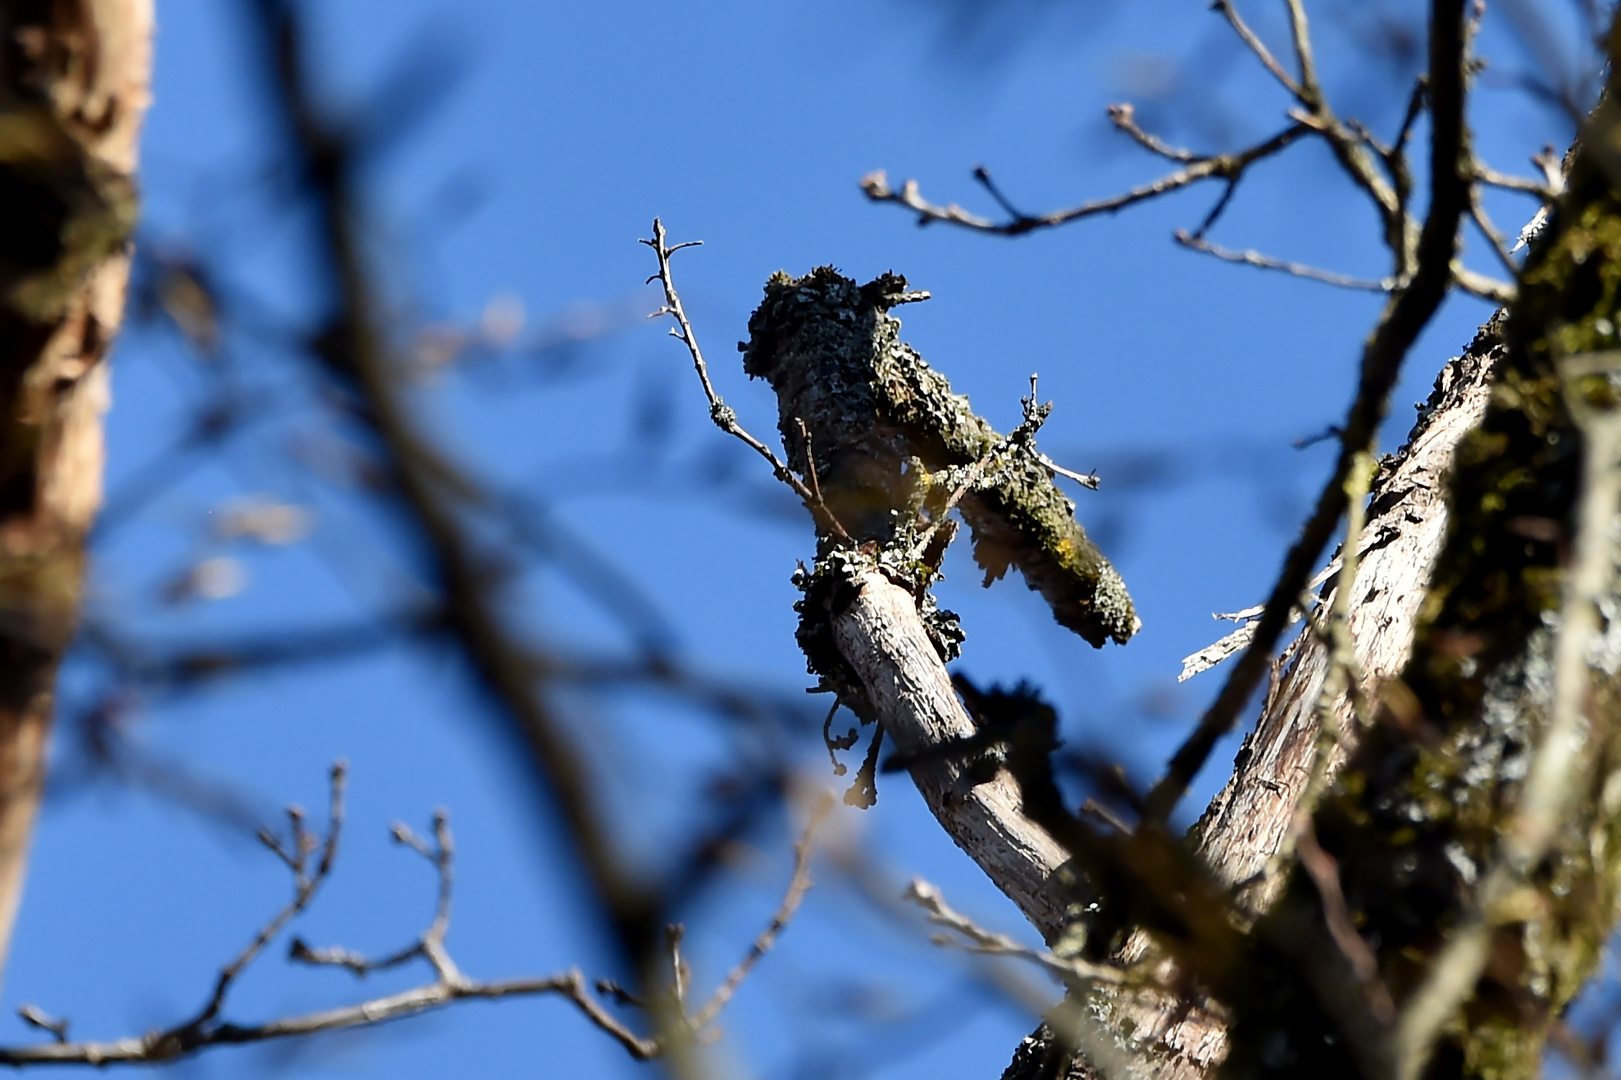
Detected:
left=830, top=570, right=1075, bottom=938
left=1198, top=340, right=1500, bottom=908
left=0, top=0, right=153, bottom=976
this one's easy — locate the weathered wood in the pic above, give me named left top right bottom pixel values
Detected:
left=830, top=568, right=1075, bottom=935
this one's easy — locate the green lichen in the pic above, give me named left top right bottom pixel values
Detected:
left=743, top=266, right=1138, bottom=650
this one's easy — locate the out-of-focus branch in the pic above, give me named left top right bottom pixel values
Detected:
left=0, top=770, right=827, bottom=1066
left=903, top=877, right=1129, bottom=988
left=0, top=972, right=655, bottom=1067
left=242, top=0, right=665, bottom=992
left=0, top=0, right=154, bottom=981
left=1392, top=349, right=1621, bottom=1079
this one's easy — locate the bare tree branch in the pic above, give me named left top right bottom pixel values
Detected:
left=0, top=767, right=828, bottom=1066
left=643, top=219, right=851, bottom=543
left=859, top=123, right=1309, bottom=237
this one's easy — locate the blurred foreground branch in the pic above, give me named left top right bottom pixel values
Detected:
left=0, top=0, right=154, bottom=980
left=0, top=768, right=827, bottom=1066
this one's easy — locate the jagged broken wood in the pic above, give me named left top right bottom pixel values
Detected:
left=742, top=267, right=1138, bottom=650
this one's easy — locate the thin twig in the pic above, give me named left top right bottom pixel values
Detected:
left=1283, top=0, right=1321, bottom=100
left=903, top=375, right=1052, bottom=564
left=1451, top=264, right=1516, bottom=305
left=16, top=1008, right=67, bottom=1045
left=1468, top=188, right=1521, bottom=277
left=0, top=971, right=659, bottom=1066
left=1107, top=102, right=1198, bottom=163
left=1472, top=162, right=1558, bottom=199
left=192, top=761, right=347, bottom=1028
left=902, top=878, right=1130, bottom=988
left=0, top=771, right=823, bottom=1066
left=860, top=122, right=1309, bottom=237
left=1175, top=231, right=1393, bottom=291
left=1191, top=179, right=1242, bottom=240
left=1295, top=819, right=1395, bottom=1023
left=691, top=792, right=832, bottom=1030
left=1038, top=454, right=1100, bottom=491
left=972, top=165, right=1029, bottom=221
left=644, top=219, right=850, bottom=543
left=1393, top=77, right=1429, bottom=160
left=1212, top=0, right=1302, bottom=96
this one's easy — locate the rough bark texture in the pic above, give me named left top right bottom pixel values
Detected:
left=1270, top=86, right=1621, bottom=1078
left=0, top=0, right=151, bottom=976
left=744, top=267, right=1137, bottom=651
left=1053, top=54, right=1621, bottom=1080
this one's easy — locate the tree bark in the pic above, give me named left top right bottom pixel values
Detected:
left=814, top=316, right=1502, bottom=1080
left=0, top=0, right=152, bottom=978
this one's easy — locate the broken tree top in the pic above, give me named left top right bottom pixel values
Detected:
left=741, top=266, right=1139, bottom=648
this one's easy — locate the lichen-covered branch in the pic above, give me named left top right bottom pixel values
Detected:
left=0, top=0, right=153, bottom=979
left=742, top=267, right=1137, bottom=652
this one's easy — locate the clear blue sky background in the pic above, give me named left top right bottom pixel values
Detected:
left=0, top=2, right=1583, bottom=1078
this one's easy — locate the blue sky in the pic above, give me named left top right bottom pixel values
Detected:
left=0, top=2, right=1583, bottom=1078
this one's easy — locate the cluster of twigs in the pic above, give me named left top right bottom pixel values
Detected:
left=40, top=0, right=1614, bottom=1076
left=0, top=766, right=828, bottom=1066
left=863, top=1, right=1537, bottom=306
left=862, top=0, right=1534, bottom=829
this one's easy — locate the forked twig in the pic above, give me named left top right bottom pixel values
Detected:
left=860, top=122, right=1309, bottom=237
left=643, top=219, right=850, bottom=543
